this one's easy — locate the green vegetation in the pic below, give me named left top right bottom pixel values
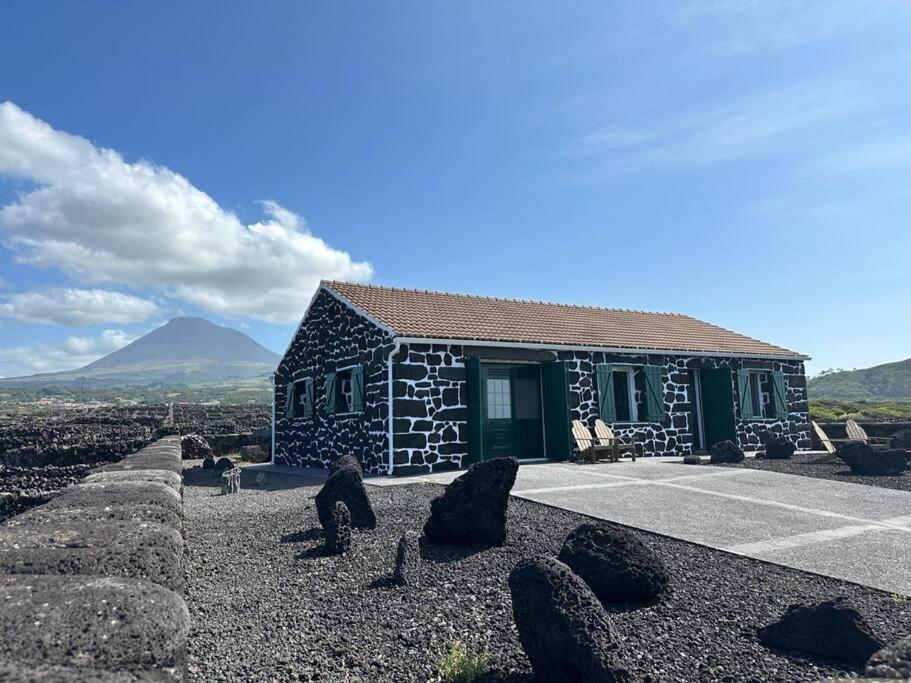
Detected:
left=810, top=399, right=911, bottom=422
left=808, top=358, right=911, bottom=401
left=0, top=378, right=271, bottom=407
left=438, top=640, right=490, bottom=683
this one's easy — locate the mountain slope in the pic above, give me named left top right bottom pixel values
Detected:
left=2, top=317, right=280, bottom=385
left=808, top=358, right=911, bottom=401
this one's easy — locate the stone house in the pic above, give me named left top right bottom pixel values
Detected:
left=272, top=281, right=810, bottom=475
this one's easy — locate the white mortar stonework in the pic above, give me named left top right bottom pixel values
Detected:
left=275, top=296, right=810, bottom=474
left=273, top=289, right=394, bottom=475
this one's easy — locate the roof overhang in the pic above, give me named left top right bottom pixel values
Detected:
left=391, top=336, right=810, bottom=362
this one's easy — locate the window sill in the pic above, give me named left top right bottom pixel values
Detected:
left=330, top=411, right=364, bottom=418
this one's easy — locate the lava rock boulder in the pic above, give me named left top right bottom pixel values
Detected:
left=508, top=556, right=630, bottom=683
left=838, top=443, right=907, bottom=476
left=558, top=523, right=668, bottom=604
left=315, top=463, right=376, bottom=530
left=764, top=437, right=796, bottom=460
left=757, top=599, right=883, bottom=669
left=329, top=454, right=362, bottom=476
left=709, top=440, right=745, bottom=464
left=423, top=457, right=518, bottom=546
left=393, top=533, right=421, bottom=586
left=180, top=434, right=212, bottom=460
left=214, top=457, right=234, bottom=472
left=324, top=501, right=351, bottom=555
left=865, top=634, right=911, bottom=679
left=682, top=453, right=702, bottom=465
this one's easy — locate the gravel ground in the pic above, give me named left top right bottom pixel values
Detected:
left=183, top=465, right=911, bottom=683
left=715, top=452, right=911, bottom=491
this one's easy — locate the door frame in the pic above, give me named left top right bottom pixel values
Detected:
left=692, top=369, right=706, bottom=451
left=480, top=360, right=546, bottom=461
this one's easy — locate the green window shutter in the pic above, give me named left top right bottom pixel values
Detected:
left=737, top=369, right=754, bottom=419
left=644, top=365, right=666, bottom=422
left=284, top=383, right=294, bottom=418
left=303, top=378, right=314, bottom=419
left=771, top=371, right=787, bottom=417
left=466, top=357, right=484, bottom=464
left=351, top=366, right=365, bottom=412
left=324, top=371, right=336, bottom=415
left=595, top=364, right=616, bottom=422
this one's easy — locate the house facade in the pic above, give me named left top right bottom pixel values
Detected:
left=273, top=281, right=811, bottom=475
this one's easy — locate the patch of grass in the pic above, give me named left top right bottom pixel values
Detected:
left=438, top=640, right=490, bottom=683
left=810, top=399, right=911, bottom=422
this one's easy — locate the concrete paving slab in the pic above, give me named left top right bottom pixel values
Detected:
left=739, top=528, right=911, bottom=595
left=519, top=482, right=853, bottom=548
left=671, top=469, right=911, bottom=522
left=369, top=458, right=911, bottom=594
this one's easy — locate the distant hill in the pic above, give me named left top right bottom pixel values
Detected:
left=808, top=358, right=911, bottom=401
left=0, top=317, right=280, bottom=386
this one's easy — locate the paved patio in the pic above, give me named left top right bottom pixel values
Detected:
left=369, top=458, right=911, bottom=595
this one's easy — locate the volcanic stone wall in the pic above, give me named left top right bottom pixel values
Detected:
left=273, top=289, right=394, bottom=474
left=0, top=437, right=188, bottom=681
left=390, top=345, right=810, bottom=472
left=561, top=351, right=810, bottom=454
left=391, top=343, right=468, bottom=474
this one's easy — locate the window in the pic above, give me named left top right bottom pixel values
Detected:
left=738, top=368, right=775, bottom=419
left=748, top=371, right=766, bottom=418
left=612, top=368, right=637, bottom=422
left=286, top=377, right=313, bottom=419
left=325, top=366, right=364, bottom=414
left=486, top=377, right=511, bottom=419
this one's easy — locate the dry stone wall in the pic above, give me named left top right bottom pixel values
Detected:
left=0, top=437, right=188, bottom=682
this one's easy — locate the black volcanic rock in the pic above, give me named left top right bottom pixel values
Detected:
left=509, top=556, right=630, bottom=682
left=758, top=599, right=883, bottom=668
left=558, top=523, right=668, bottom=604
left=423, top=457, right=518, bottom=546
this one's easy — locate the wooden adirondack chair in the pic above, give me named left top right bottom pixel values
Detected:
left=809, top=421, right=840, bottom=463
left=593, top=419, right=637, bottom=461
left=845, top=419, right=892, bottom=449
left=571, top=420, right=616, bottom=463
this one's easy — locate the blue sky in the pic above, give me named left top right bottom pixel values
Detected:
left=0, top=1, right=908, bottom=377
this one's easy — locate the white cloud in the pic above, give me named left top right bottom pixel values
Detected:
left=0, top=102, right=373, bottom=324
left=674, top=0, right=907, bottom=55
left=572, top=79, right=872, bottom=174
left=0, top=329, right=136, bottom=378
left=0, top=288, right=160, bottom=326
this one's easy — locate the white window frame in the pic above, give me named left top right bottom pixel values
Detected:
left=332, top=363, right=364, bottom=417
left=291, top=378, right=312, bottom=420
left=748, top=370, right=767, bottom=418
left=612, top=365, right=639, bottom=423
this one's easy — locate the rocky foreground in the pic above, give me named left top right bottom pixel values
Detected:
left=183, top=466, right=911, bottom=682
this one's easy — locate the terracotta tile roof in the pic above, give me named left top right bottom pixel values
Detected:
left=324, top=281, right=805, bottom=359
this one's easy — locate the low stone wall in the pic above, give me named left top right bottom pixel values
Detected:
left=205, top=430, right=271, bottom=457
left=816, top=421, right=911, bottom=439
left=0, top=436, right=188, bottom=681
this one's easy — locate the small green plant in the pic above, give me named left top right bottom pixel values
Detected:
left=438, top=639, right=490, bottom=683
left=890, top=593, right=907, bottom=604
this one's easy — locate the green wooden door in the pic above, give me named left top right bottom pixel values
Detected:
left=699, top=368, right=736, bottom=448
left=541, top=360, right=572, bottom=461
left=480, top=364, right=544, bottom=460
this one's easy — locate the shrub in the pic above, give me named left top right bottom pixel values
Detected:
left=438, top=640, right=490, bottom=683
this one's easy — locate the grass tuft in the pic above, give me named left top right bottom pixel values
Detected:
left=438, top=639, right=490, bottom=683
